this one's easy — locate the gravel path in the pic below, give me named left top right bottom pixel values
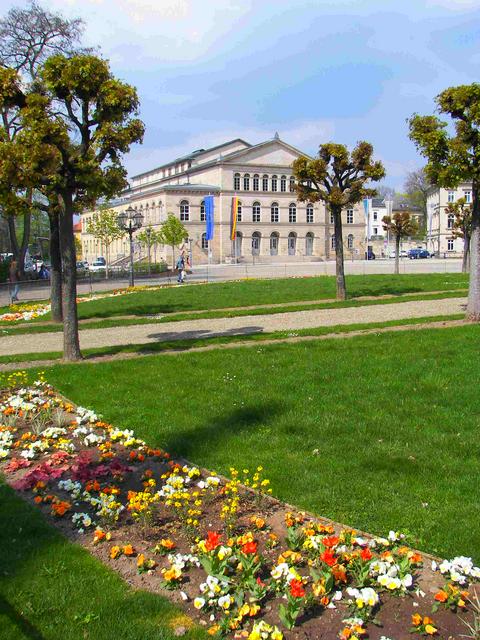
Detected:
left=0, top=296, right=466, bottom=356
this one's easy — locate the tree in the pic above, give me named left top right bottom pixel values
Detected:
left=446, top=197, right=472, bottom=273
left=159, top=214, right=187, bottom=270
left=0, top=1, right=85, bottom=284
left=382, top=212, right=418, bottom=275
left=87, top=206, right=124, bottom=278
left=292, top=142, right=385, bottom=300
left=376, top=184, right=396, bottom=200
left=137, top=225, right=163, bottom=273
left=0, top=55, right=144, bottom=360
left=409, top=84, right=480, bottom=320
left=403, top=168, right=431, bottom=235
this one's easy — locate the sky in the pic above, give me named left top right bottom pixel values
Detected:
left=2, top=0, right=480, bottom=189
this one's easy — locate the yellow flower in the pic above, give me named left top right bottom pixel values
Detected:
left=425, top=625, right=437, bottom=635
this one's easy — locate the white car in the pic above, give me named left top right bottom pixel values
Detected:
left=89, top=257, right=107, bottom=273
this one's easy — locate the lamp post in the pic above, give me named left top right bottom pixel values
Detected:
left=188, top=237, right=193, bottom=270
left=117, top=206, right=144, bottom=287
left=146, top=226, right=152, bottom=275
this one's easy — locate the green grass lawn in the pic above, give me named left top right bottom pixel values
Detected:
left=0, top=273, right=468, bottom=326
left=0, top=481, right=205, bottom=640
left=29, top=322, right=480, bottom=562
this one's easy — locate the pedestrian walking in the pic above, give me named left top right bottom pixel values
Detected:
left=176, top=254, right=184, bottom=283
left=8, top=259, right=20, bottom=303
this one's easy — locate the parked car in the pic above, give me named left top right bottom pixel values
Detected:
left=389, top=250, right=408, bottom=259
left=89, top=257, right=107, bottom=273
left=408, top=248, right=431, bottom=259
left=76, top=261, right=89, bottom=277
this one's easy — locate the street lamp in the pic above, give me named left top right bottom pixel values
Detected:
left=146, top=226, right=152, bottom=275
left=117, top=205, right=144, bottom=287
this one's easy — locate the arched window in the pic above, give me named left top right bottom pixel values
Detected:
left=201, top=232, right=208, bottom=249
left=180, top=200, right=190, bottom=221
left=262, top=175, right=269, bottom=191
left=331, top=235, right=336, bottom=250
left=271, top=175, right=278, bottom=192
left=447, top=214, right=454, bottom=229
left=289, top=203, right=297, bottom=223
left=200, top=200, right=206, bottom=222
left=271, top=202, right=279, bottom=223
left=234, top=173, right=240, bottom=190
left=289, top=176, right=295, bottom=192
left=243, top=173, right=250, bottom=190
left=305, top=232, right=314, bottom=256
left=270, top=232, right=279, bottom=256
left=237, top=200, right=242, bottom=222
left=347, top=234, right=354, bottom=249
left=252, top=231, right=261, bottom=255
left=306, top=204, right=314, bottom=223
left=288, top=231, right=297, bottom=255
left=253, top=174, right=259, bottom=191
left=252, top=202, right=261, bottom=223
left=280, top=175, right=287, bottom=192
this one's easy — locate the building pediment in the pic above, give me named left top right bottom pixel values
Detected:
left=222, top=139, right=308, bottom=169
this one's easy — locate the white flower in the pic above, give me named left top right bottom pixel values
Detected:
left=193, top=597, right=205, bottom=609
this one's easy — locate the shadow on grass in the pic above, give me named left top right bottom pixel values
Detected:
left=163, top=402, right=284, bottom=461
left=0, top=595, right=47, bottom=640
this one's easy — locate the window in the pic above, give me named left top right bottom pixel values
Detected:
left=331, top=235, right=336, bottom=250
left=280, top=175, right=287, bottom=192
left=464, top=190, right=472, bottom=203
left=270, top=232, right=279, bottom=256
left=288, top=203, right=297, bottom=223
left=271, top=202, right=279, bottom=223
left=252, top=232, right=261, bottom=255
left=448, top=238, right=454, bottom=251
left=347, top=234, right=354, bottom=249
left=305, top=232, right=314, bottom=256
left=289, top=177, right=295, bottom=193
left=447, top=190, right=455, bottom=203
left=201, top=233, right=208, bottom=249
left=200, top=201, right=206, bottom=222
left=271, top=175, right=278, bottom=192
left=252, top=202, right=261, bottom=223
left=373, top=211, right=378, bottom=221
left=180, top=200, right=190, bottom=221
left=243, top=174, right=250, bottom=191
left=234, top=173, right=240, bottom=190
left=253, top=174, right=259, bottom=191
left=262, top=175, right=269, bottom=191
left=330, top=212, right=334, bottom=224
left=288, top=232, right=296, bottom=255
left=347, top=209, right=354, bottom=224
left=447, top=214, right=454, bottom=229
left=306, top=204, right=314, bottom=223
left=237, top=201, right=242, bottom=222
left=373, top=227, right=378, bottom=235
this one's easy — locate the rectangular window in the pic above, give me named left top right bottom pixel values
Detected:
left=330, top=212, right=334, bottom=224
left=373, top=211, right=378, bottom=221
left=280, top=177, right=287, bottom=192
left=447, top=190, right=455, bottom=203
left=262, top=176, right=268, bottom=191
left=448, top=238, right=454, bottom=251
left=237, top=204, right=242, bottom=222
left=200, top=203, right=206, bottom=222
left=243, top=175, right=250, bottom=190
left=346, top=209, right=354, bottom=224
left=253, top=176, right=259, bottom=191
left=271, top=177, right=277, bottom=192
left=252, top=205, right=260, bottom=223
left=306, top=207, right=314, bottom=223
left=464, top=190, right=472, bottom=203
left=271, top=208, right=279, bottom=223
left=373, top=227, right=378, bottom=235
left=234, top=175, right=240, bottom=190
left=289, top=178, right=295, bottom=192
left=289, top=209, right=296, bottom=223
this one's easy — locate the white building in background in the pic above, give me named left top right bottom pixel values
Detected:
left=80, top=135, right=369, bottom=265
left=426, top=183, right=471, bottom=257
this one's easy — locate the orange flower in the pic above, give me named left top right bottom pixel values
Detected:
left=51, top=501, right=71, bottom=516
left=110, top=545, right=122, bottom=559
left=320, top=548, right=336, bottom=567
left=242, top=541, right=258, bottom=555
left=434, top=590, right=448, bottom=603
left=159, top=538, right=176, bottom=550
left=34, top=496, right=43, bottom=504
left=320, top=595, right=329, bottom=607
left=123, top=544, right=135, bottom=556
left=205, top=531, right=221, bottom=552
left=289, top=579, right=306, bottom=598
left=360, top=547, right=373, bottom=561
left=332, top=564, right=347, bottom=583
left=93, top=529, right=106, bottom=544
left=322, top=535, right=340, bottom=548
left=412, top=613, right=423, bottom=627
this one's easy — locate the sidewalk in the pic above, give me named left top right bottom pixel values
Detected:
left=0, top=296, right=466, bottom=356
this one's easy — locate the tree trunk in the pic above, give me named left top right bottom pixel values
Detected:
left=48, top=208, right=63, bottom=323
left=332, top=206, right=346, bottom=300
left=172, top=244, right=175, bottom=271
left=395, top=235, right=400, bottom=275
left=105, top=243, right=110, bottom=279
left=467, top=182, right=480, bottom=320
left=462, top=234, right=470, bottom=274
left=59, top=192, right=82, bottom=360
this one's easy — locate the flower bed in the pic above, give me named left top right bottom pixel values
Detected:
left=0, top=374, right=478, bottom=639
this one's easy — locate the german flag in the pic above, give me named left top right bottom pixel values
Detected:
left=230, top=196, right=239, bottom=241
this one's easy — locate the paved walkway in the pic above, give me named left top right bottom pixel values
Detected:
left=0, top=296, right=466, bottom=356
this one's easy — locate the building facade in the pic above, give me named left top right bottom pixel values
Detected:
left=426, top=183, right=471, bottom=257
left=80, top=136, right=369, bottom=265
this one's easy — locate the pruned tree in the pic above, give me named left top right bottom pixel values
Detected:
left=403, top=168, right=431, bottom=235
left=382, top=212, right=418, bottom=275
left=159, top=214, right=187, bottom=270
left=0, top=54, right=144, bottom=360
left=0, top=1, right=86, bottom=318
left=446, top=197, right=472, bottom=273
left=87, top=206, right=125, bottom=278
left=292, top=142, right=385, bottom=299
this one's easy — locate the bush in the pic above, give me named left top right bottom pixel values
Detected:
left=0, top=260, right=9, bottom=283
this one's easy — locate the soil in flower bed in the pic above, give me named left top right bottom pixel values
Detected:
left=0, top=380, right=478, bottom=640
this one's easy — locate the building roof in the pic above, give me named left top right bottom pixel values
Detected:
left=371, top=197, right=386, bottom=208
left=131, top=138, right=251, bottom=179
left=161, top=183, right=221, bottom=192
left=73, top=222, right=82, bottom=233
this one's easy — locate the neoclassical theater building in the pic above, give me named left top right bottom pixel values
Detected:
left=80, top=135, right=368, bottom=265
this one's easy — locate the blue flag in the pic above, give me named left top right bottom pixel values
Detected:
left=205, top=195, right=214, bottom=241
